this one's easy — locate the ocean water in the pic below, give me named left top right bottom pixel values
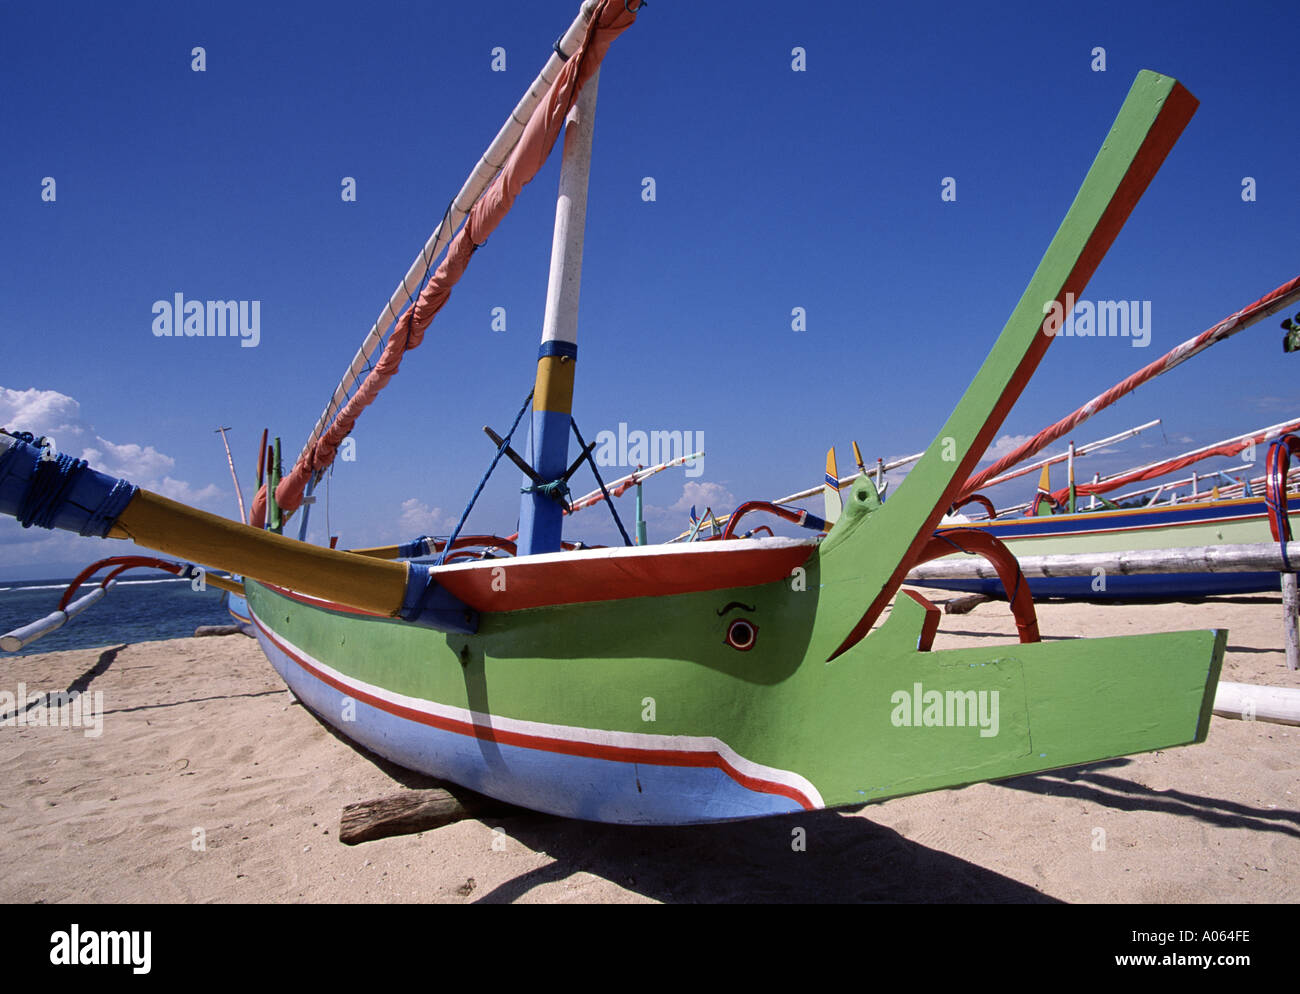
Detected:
left=0, top=574, right=232, bottom=658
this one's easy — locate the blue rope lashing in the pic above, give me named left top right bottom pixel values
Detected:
left=1008, top=562, right=1024, bottom=605
left=435, top=389, right=534, bottom=566
left=81, top=478, right=138, bottom=537
left=17, top=452, right=88, bottom=529
left=570, top=418, right=633, bottom=547
left=520, top=477, right=572, bottom=507
left=930, top=530, right=971, bottom=556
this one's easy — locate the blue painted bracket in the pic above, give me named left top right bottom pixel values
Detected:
left=400, top=564, right=479, bottom=635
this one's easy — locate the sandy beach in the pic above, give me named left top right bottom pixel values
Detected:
left=1, top=594, right=1296, bottom=904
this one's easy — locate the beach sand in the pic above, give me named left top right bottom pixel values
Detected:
left=1, top=595, right=1296, bottom=904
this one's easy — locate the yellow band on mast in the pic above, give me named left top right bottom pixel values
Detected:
left=534, top=354, right=576, bottom=415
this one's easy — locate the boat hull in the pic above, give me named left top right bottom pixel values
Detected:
left=244, top=535, right=1225, bottom=826
left=252, top=612, right=813, bottom=823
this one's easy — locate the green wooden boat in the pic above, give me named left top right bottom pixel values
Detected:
left=0, top=6, right=1224, bottom=825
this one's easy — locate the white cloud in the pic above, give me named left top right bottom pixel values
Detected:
left=669, top=481, right=736, bottom=515
left=397, top=498, right=452, bottom=536
left=154, top=477, right=224, bottom=505
left=1, top=388, right=221, bottom=501
left=0, top=387, right=86, bottom=439
left=1252, top=395, right=1293, bottom=413
left=82, top=438, right=175, bottom=481
left=980, top=433, right=1033, bottom=463
left=633, top=481, right=738, bottom=540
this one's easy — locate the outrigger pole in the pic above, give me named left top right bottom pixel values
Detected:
left=978, top=419, right=1160, bottom=494
left=668, top=450, right=925, bottom=543
left=1046, top=416, right=1300, bottom=504
left=960, top=272, right=1300, bottom=500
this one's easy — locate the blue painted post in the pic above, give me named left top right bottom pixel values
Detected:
left=296, top=477, right=316, bottom=542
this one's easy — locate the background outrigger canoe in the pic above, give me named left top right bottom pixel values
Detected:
left=924, top=495, right=1300, bottom=599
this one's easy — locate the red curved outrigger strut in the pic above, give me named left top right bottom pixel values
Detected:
left=912, top=529, right=1041, bottom=645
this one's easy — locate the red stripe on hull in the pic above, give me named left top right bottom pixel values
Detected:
left=252, top=610, right=816, bottom=811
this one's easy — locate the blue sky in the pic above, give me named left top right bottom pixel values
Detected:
left=2, top=0, right=1298, bottom=579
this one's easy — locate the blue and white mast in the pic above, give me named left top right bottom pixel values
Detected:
left=517, top=68, right=600, bottom=555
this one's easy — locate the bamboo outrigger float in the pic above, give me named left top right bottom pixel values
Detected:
left=0, top=4, right=1230, bottom=824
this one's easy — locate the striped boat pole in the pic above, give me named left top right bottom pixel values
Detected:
left=517, top=69, right=600, bottom=556
left=823, top=447, right=842, bottom=524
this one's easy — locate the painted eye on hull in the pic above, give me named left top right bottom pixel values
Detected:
left=725, top=618, right=758, bottom=651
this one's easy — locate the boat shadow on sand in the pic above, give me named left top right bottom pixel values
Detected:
left=469, top=808, right=1061, bottom=904
left=1001, top=761, right=1300, bottom=841
left=305, top=701, right=1060, bottom=903
left=477, top=763, right=1300, bottom=902
left=311, top=704, right=1300, bottom=901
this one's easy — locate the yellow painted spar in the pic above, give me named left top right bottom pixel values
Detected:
left=348, top=544, right=405, bottom=560
left=204, top=573, right=245, bottom=597
left=109, top=490, right=409, bottom=616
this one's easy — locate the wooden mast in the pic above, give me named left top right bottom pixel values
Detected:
left=518, top=70, right=600, bottom=555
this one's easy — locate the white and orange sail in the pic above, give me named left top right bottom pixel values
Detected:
left=251, top=1, right=641, bottom=528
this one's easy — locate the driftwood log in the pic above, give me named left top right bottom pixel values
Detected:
left=943, top=593, right=993, bottom=615
left=193, top=624, right=247, bottom=637
left=340, top=787, right=524, bottom=845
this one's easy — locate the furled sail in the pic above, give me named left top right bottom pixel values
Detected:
left=251, top=0, right=642, bottom=528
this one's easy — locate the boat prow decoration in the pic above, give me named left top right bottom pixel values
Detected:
left=811, top=70, right=1198, bottom=659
